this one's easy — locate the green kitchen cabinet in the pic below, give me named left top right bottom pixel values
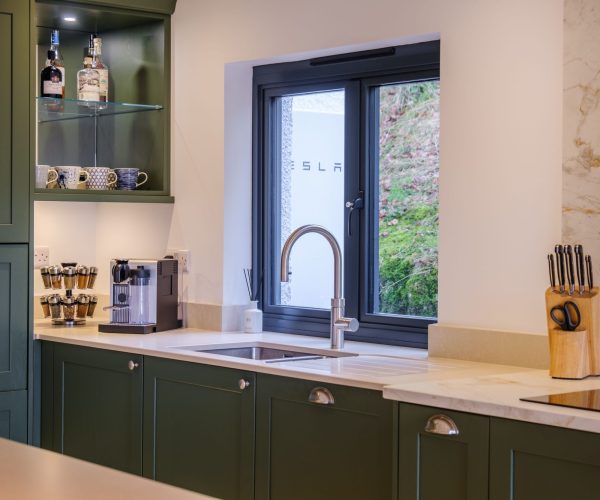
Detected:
left=0, top=245, right=28, bottom=392
left=42, top=343, right=143, bottom=474
left=143, top=357, right=255, bottom=499
left=0, top=0, right=30, bottom=242
left=398, top=403, right=489, bottom=500
left=0, top=390, right=27, bottom=443
left=490, top=417, right=600, bottom=500
left=255, top=374, right=396, bottom=500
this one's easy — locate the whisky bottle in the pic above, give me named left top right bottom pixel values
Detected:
left=91, top=36, right=109, bottom=102
left=46, top=30, right=65, bottom=94
left=40, top=50, right=63, bottom=98
left=77, top=50, right=101, bottom=102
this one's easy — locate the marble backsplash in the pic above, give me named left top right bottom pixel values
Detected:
left=563, top=0, right=600, bottom=263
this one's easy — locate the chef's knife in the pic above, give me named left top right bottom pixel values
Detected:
left=586, top=255, right=594, bottom=292
left=565, top=245, right=575, bottom=295
left=555, top=245, right=565, bottom=294
left=547, top=254, right=556, bottom=290
left=574, top=245, right=585, bottom=295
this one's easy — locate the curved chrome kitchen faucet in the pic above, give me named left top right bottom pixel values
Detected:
left=280, top=225, right=359, bottom=349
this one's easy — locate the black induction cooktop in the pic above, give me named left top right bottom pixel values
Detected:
left=521, top=389, right=600, bottom=413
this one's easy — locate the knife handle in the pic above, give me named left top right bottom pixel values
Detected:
left=555, top=245, right=565, bottom=293
left=565, top=245, right=575, bottom=294
left=547, top=254, right=556, bottom=289
left=586, top=255, right=594, bottom=292
left=575, top=245, right=585, bottom=294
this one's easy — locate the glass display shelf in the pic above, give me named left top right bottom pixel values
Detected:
left=37, top=97, right=163, bottom=123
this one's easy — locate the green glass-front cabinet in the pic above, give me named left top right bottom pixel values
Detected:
left=255, top=374, right=397, bottom=500
left=41, top=343, right=143, bottom=474
left=0, top=0, right=30, bottom=242
left=490, top=417, right=600, bottom=500
left=143, top=357, right=256, bottom=499
left=398, top=403, right=489, bottom=500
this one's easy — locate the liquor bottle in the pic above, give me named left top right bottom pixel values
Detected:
left=92, top=36, right=109, bottom=102
left=77, top=47, right=101, bottom=102
left=40, top=50, right=63, bottom=98
left=46, top=30, right=65, bottom=94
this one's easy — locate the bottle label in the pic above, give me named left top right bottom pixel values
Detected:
left=43, top=80, right=62, bottom=96
left=97, top=68, right=109, bottom=102
left=78, top=71, right=101, bottom=101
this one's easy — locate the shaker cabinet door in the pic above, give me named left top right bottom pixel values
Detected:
left=255, top=374, right=396, bottom=500
left=143, top=357, right=256, bottom=500
left=0, top=390, right=27, bottom=443
left=0, top=0, right=29, bottom=243
left=0, top=245, right=28, bottom=391
left=48, top=343, right=143, bottom=474
left=490, top=417, right=600, bottom=500
left=398, top=403, right=489, bottom=500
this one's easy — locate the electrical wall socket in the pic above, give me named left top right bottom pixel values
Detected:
left=34, top=246, right=50, bottom=269
left=173, top=250, right=190, bottom=273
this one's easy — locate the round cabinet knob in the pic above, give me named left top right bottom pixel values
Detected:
left=128, top=360, right=139, bottom=371
left=308, top=387, right=335, bottom=405
left=238, top=379, right=250, bottom=390
left=424, top=414, right=460, bottom=436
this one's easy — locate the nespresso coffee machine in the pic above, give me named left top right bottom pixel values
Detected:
left=99, top=258, right=180, bottom=334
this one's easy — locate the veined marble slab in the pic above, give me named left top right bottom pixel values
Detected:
left=563, top=0, right=600, bottom=259
left=384, top=367, right=600, bottom=433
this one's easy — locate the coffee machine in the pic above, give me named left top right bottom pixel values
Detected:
left=99, top=258, right=180, bottom=334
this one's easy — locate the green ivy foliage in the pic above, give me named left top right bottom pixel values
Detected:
left=377, top=81, right=439, bottom=318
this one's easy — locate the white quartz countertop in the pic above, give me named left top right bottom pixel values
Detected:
left=35, top=322, right=600, bottom=433
left=0, top=438, right=213, bottom=500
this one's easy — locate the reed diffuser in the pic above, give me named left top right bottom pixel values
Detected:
left=243, top=268, right=263, bottom=333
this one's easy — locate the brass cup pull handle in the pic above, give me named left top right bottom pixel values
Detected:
left=128, top=360, right=139, bottom=371
left=238, top=379, right=250, bottom=390
left=424, top=414, right=460, bottom=436
left=308, top=387, right=335, bottom=405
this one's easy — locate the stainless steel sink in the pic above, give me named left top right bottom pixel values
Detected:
left=169, top=342, right=358, bottom=363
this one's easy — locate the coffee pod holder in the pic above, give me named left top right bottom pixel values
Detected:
left=39, top=263, right=98, bottom=327
left=545, top=287, right=600, bottom=379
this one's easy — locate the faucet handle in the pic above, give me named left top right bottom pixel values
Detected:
left=336, top=317, right=359, bottom=332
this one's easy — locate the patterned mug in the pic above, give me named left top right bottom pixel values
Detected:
left=55, top=166, right=90, bottom=190
left=114, top=168, right=149, bottom=191
left=35, top=165, right=58, bottom=189
left=84, top=167, right=117, bottom=190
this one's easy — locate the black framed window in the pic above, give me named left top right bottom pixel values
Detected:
left=252, top=41, right=440, bottom=348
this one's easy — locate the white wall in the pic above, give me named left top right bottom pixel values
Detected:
left=35, top=0, right=564, bottom=335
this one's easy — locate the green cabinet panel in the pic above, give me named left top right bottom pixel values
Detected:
left=143, top=357, right=255, bottom=499
left=0, top=245, right=28, bottom=391
left=398, top=403, right=489, bottom=500
left=490, top=417, right=600, bottom=500
left=47, top=343, right=143, bottom=474
left=0, top=390, right=27, bottom=443
left=0, top=0, right=29, bottom=243
left=255, top=375, right=396, bottom=500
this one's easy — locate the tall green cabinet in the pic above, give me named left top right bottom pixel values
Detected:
left=0, top=0, right=31, bottom=444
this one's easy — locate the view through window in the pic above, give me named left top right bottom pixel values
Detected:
left=374, top=81, right=440, bottom=318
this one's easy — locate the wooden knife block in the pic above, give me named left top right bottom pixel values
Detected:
left=545, top=287, right=600, bottom=379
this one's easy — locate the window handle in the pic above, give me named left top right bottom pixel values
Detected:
left=346, top=192, right=364, bottom=238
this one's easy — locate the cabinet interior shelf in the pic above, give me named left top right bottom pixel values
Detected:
left=34, top=189, right=174, bottom=204
left=37, top=97, right=163, bottom=123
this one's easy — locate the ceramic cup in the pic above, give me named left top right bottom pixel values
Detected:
left=84, top=167, right=117, bottom=190
left=35, top=165, right=58, bottom=189
left=56, top=166, right=90, bottom=190
left=114, top=168, right=148, bottom=190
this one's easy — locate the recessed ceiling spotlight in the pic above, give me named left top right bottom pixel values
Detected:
left=63, top=16, right=76, bottom=22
